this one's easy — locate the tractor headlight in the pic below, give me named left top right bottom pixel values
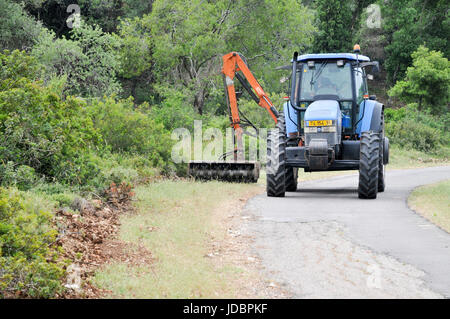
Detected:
left=304, top=127, right=317, bottom=133
left=305, top=126, right=336, bottom=133
left=320, top=126, right=336, bottom=133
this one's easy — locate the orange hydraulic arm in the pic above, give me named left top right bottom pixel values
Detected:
left=222, top=52, right=278, bottom=128
left=222, top=52, right=279, bottom=160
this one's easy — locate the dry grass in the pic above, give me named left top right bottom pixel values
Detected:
left=409, top=179, right=450, bottom=233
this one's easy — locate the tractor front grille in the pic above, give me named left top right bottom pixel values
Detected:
left=305, top=131, right=339, bottom=147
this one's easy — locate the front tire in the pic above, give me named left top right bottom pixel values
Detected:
left=358, top=131, right=380, bottom=199
left=266, top=113, right=286, bottom=197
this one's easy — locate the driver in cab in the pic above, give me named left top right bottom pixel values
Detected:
left=314, top=77, right=339, bottom=96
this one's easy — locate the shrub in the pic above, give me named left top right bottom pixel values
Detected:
left=149, top=87, right=198, bottom=132
left=0, top=162, right=38, bottom=191
left=386, top=118, right=441, bottom=152
left=0, top=188, right=65, bottom=298
left=89, top=96, right=173, bottom=169
left=0, top=50, right=102, bottom=187
left=49, top=193, right=77, bottom=209
left=385, top=105, right=449, bottom=153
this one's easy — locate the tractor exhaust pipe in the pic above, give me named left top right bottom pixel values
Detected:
left=290, top=52, right=299, bottom=108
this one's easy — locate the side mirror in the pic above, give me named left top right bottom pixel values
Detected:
left=367, top=74, right=374, bottom=81
left=360, top=61, right=380, bottom=75
left=372, top=61, right=380, bottom=75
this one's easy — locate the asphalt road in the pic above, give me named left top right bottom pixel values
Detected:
left=245, top=166, right=450, bottom=298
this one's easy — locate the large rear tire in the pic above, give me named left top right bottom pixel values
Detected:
left=358, top=131, right=380, bottom=199
left=378, top=140, right=385, bottom=192
left=378, top=111, right=385, bottom=192
left=285, top=167, right=298, bottom=192
left=266, top=113, right=286, bottom=197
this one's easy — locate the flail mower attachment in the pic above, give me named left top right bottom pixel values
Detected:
left=188, top=161, right=260, bottom=183
left=187, top=52, right=276, bottom=184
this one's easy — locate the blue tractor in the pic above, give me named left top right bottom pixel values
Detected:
left=267, top=46, right=389, bottom=199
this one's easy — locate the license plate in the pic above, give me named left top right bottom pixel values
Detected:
left=308, top=120, right=332, bottom=127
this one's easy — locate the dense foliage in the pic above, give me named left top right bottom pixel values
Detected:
left=0, top=188, right=65, bottom=298
left=0, top=0, right=44, bottom=51
left=89, top=97, right=173, bottom=168
left=32, top=23, right=122, bottom=97
left=312, top=0, right=353, bottom=52
left=385, top=106, right=450, bottom=155
left=389, top=46, right=450, bottom=115
left=379, top=0, right=449, bottom=84
left=0, top=50, right=101, bottom=187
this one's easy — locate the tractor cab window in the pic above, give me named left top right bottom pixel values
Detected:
left=354, top=67, right=368, bottom=105
left=299, top=61, right=352, bottom=101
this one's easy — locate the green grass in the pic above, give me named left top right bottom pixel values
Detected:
left=388, top=145, right=449, bottom=169
left=93, top=180, right=261, bottom=298
left=409, top=179, right=450, bottom=233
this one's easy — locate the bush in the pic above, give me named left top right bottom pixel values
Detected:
left=49, top=193, right=77, bottom=209
left=0, top=188, right=65, bottom=298
left=0, top=50, right=102, bottom=187
left=89, top=96, right=173, bottom=170
left=386, top=119, right=441, bottom=152
left=385, top=105, right=449, bottom=153
left=149, top=87, right=198, bottom=132
left=0, top=162, right=38, bottom=191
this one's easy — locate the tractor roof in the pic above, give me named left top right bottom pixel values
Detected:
left=296, top=53, right=370, bottom=62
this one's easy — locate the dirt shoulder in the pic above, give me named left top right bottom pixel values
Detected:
left=207, top=186, right=290, bottom=298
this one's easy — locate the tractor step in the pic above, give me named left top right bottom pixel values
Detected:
left=188, top=161, right=260, bottom=183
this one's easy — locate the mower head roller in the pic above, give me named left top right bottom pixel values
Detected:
left=188, top=161, right=260, bottom=183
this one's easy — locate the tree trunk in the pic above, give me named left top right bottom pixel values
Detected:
left=194, top=90, right=205, bottom=115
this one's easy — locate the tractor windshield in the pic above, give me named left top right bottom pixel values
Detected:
left=299, top=61, right=352, bottom=100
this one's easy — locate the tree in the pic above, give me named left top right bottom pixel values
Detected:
left=380, top=0, right=449, bottom=84
left=32, top=21, right=122, bottom=97
left=0, top=0, right=44, bottom=51
left=226, top=0, right=315, bottom=95
left=388, top=46, right=450, bottom=114
left=114, top=16, right=155, bottom=104
left=312, top=0, right=353, bottom=53
left=148, top=0, right=315, bottom=114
